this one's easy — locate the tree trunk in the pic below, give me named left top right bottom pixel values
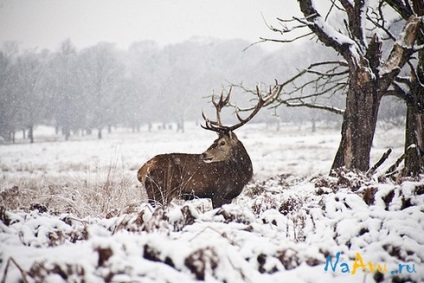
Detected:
left=176, top=117, right=184, bottom=133
left=63, top=127, right=71, bottom=141
left=403, top=51, right=424, bottom=175
left=332, top=67, right=381, bottom=172
left=404, top=102, right=424, bottom=176
left=65, top=130, right=70, bottom=141
left=98, top=128, right=102, bottom=139
left=403, top=5, right=424, bottom=176
left=28, top=125, right=34, bottom=144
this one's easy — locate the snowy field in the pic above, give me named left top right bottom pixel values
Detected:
left=1, top=122, right=423, bottom=282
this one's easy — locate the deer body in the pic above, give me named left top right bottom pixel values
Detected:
left=138, top=133, right=252, bottom=208
left=137, top=84, right=280, bottom=208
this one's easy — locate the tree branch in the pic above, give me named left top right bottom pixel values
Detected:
left=384, top=0, right=413, bottom=20
left=367, top=148, right=392, bottom=176
left=297, top=0, right=358, bottom=61
left=380, top=15, right=422, bottom=89
left=366, top=7, right=397, bottom=41
left=258, top=32, right=314, bottom=44
left=276, top=99, right=345, bottom=115
left=248, top=13, right=315, bottom=50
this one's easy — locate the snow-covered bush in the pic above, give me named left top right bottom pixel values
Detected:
left=1, top=172, right=423, bottom=283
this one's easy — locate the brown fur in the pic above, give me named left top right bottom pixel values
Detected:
left=137, top=132, right=252, bottom=208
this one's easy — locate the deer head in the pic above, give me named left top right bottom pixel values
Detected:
left=200, top=85, right=281, bottom=163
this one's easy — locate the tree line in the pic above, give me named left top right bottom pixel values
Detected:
left=0, top=38, right=273, bottom=143
left=0, top=36, right=406, bottom=144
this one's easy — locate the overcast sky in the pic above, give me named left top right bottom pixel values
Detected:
left=0, top=0, right=303, bottom=52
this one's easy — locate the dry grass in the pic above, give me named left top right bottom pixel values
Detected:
left=0, top=161, right=143, bottom=218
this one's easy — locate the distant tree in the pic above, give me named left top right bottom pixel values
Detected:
left=162, top=42, right=206, bottom=131
left=79, top=43, right=125, bottom=139
left=126, top=41, right=163, bottom=131
left=12, top=49, right=51, bottom=143
left=0, top=42, right=20, bottom=142
left=378, top=96, right=406, bottom=129
left=48, top=39, right=83, bottom=140
left=261, top=0, right=423, bottom=172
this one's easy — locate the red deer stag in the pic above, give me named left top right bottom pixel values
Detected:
left=137, top=85, right=280, bottom=208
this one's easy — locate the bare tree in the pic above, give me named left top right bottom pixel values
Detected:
left=261, top=0, right=423, bottom=172
left=48, top=39, right=82, bottom=140
left=126, top=41, right=162, bottom=132
left=382, top=0, right=424, bottom=176
left=13, top=49, right=51, bottom=143
left=0, top=42, right=19, bottom=142
left=78, top=43, right=125, bottom=139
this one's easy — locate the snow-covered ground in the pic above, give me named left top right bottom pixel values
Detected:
left=1, top=123, right=423, bottom=282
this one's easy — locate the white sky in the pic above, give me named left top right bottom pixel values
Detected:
left=0, top=0, right=302, bottom=52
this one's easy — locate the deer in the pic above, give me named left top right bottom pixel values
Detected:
left=137, top=84, right=281, bottom=209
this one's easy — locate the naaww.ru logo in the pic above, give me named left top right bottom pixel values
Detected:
left=324, top=252, right=416, bottom=275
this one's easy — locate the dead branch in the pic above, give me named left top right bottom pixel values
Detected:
left=1, top=258, right=29, bottom=283
left=381, top=15, right=422, bottom=85
left=235, top=59, right=348, bottom=115
left=278, top=82, right=347, bottom=104
left=270, top=60, right=349, bottom=113
left=366, top=7, right=397, bottom=41
left=263, top=13, right=309, bottom=36
left=385, top=153, right=405, bottom=177
left=367, top=148, right=393, bottom=176
left=188, top=226, right=237, bottom=246
left=277, top=99, right=344, bottom=115
left=325, top=0, right=344, bottom=21
left=257, top=32, right=314, bottom=45
left=384, top=0, right=414, bottom=20
left=245, top=13, right=315, bottom=51
left=281, top=61, right=349, bottom=90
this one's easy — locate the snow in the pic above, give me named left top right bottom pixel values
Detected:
left=308, top=0, right=357, bottom=51
left=380, top=15, right=422, bottom=76
left=1, top=123, right=423, bottom=282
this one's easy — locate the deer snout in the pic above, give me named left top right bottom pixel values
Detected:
left=201, top=152, right=213, bottom=163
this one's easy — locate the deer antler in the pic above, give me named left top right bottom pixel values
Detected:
left=202, top=87, right=232, bottom=132
left=202, top=83, right=281, bottom=133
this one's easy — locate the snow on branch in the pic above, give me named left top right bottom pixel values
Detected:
left=380, top=15, right=422, bottom=81
left=298, top=0, right=360, bottom=61
left=366, top=6, right=397, bottom=41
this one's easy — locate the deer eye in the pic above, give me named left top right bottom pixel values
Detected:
left=220, top=141, right=226, bottom=146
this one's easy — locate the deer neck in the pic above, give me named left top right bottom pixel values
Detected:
left=228, top=141, right=252, bottom=180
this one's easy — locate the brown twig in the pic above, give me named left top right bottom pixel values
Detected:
left=1, top=258, right=29, bottom=283
left=367, top=148, right=392, bottom=176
